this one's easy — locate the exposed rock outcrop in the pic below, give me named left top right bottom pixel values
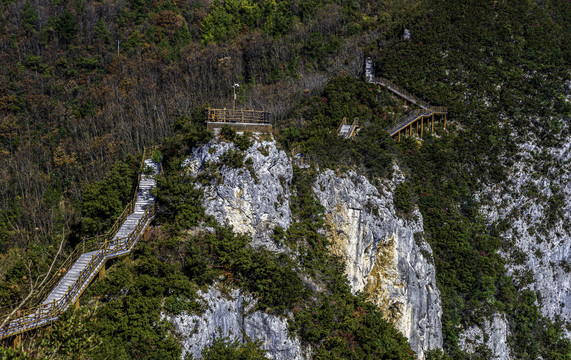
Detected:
left=165, top=286, right=308, bottom=360
left=458, top=312, right=512, bottom=359
left=478, top=132, right=571, bottom=337
left=313, top=169, right=442, bottom=359
left=183, top=139, right=292, bottom=251
left=183, top=138, right=443, bottom=358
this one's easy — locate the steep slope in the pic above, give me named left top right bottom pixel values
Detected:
left=313, top=169, right=442, bottom=359
left=479, top=126, right=571, bottom=330
left=182, top=136, right=441, bottom=358
left=165, top=285, right=308, bottom=360
left=183, top=139, right=292, bottom=251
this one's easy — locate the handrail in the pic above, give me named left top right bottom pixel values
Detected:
left=3, top=150, right=150, bottom=312
left=0, top=150, right=158, bottom=340
left=0, top=203, right=155, bottom=339
left=206, top=108, right=271, bottom=124
left=373, top=76, right=432, bottom=110
left=386, top=109, right=444, bottom=136
left=366, top=73, right=448, bottom=137
left=371, top=76, right=448, bottom=114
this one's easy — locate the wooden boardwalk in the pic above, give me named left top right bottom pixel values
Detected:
left=365, top=58, right=448, bottom=140
left=372, top=77, right=448, bottom=139
left=0, top=158, right=159, bottom=341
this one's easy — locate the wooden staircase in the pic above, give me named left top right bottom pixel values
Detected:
left=337, top=117, right=360, bottom=139
left=0, top=155, right=160, bottom=341
left=365, top=58, right=448, bottom=139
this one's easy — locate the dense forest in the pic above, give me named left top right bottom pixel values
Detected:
left=0, top=0, right=570, bottom=358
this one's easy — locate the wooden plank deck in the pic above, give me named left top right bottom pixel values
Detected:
left=0, top=158, right=159, bottom=340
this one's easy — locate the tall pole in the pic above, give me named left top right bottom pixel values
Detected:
left=233, top=83, right=239, bottom=110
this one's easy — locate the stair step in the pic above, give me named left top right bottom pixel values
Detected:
left=2, top=159, right=159, bottom=339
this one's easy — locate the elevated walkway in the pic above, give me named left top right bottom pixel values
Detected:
left=0, top=155, right=160, bottom=341
left=365, top=58, right=448, bottom=140
left=386, top=108, right=447, bottom=137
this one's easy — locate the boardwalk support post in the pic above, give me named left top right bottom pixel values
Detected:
left=444, top=114, right=447, bottom=129
left=13, top=334, right=21, bottom=349
left=99, top=261, right=106, bottom=280
left=74, top=299, right=79, bottom=311
left=421, top=117, right=424, bottom=138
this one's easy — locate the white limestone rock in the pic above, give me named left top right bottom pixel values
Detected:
left=313, top=168, right=442, bottom=359
left=183, top=138, right=444, bottom=358
left=183, top=138, right=292, bottom=251
left=458, top=313, right=512, bottom=360
left=478, top=129, right=571, bottom=339
left=165, top=286, right=308, bottom=360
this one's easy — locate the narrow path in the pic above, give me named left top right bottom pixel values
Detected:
left=0, top=158, right=159, bottom=340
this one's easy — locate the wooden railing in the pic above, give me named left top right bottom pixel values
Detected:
left=0, top=203, right=155, bottom=339
left=369, top=76, right=448, bottom=136
left=373, top=76, right=432, bottom=110
left=371, top=76, right=447, bottom=113
left=1, top=148, right=150, bottom=314
left=206, top=108, right=271, bottom=124
left=386, top=108, right=446, bottom=136
left=0, top=149, right=157, bottom=340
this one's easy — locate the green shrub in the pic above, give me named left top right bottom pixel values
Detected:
left=234, top=134, right=253, bottom=151
left=220, top=149, right=244, bottom=168
left=201, top=337, right=268, bottom=360
left=80, top=161, right=138, bottom=237
left=393, top=182, right=415, bottom=214
left=220, top=125, right=236, bottom=141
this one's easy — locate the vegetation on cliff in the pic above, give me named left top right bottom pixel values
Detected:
left=1, top=0, right=570, bottom=358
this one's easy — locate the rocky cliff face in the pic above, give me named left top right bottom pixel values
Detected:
left=478, top=131, right=571, bottom=339
left=164, top=285, right=308, bottom=360
left=181, top=138, right=443, bottom=358
left=458, top=312, right=511, bottom=359
left=183, top=139, right=292, bottom=251
left=313, top=169, right=442, bottom=359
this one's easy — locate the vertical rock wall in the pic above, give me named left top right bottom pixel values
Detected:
left=165, top=286, right=308, bottom=360
left=183, top=139, right=293, bottom=251
left=313, top=169, right=442, bottom=359
left=478, top=134, right=571, bottom=338
left=182, top=139, right=443, bottom=358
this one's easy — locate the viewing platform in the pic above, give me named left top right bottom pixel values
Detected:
left=337, top=117, right=360, bottom=139
left=206, top=108, right=272, bottom=133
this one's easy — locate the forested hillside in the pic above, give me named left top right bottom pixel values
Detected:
left=1, top=0, right=570, bottom=358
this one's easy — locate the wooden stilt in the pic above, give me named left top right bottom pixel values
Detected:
left=398, top=131, right=401, bottom=142
left=431, top=114, right=434, bottom=133
left=74, top=299, right=79, bottom=311
left=421, top=117, right=424, bottom=138
left=99, top=261, right=106, bottom=280
left=444, top=114, right=447, bottom=129
left=13, top=334, right=21, bottom=349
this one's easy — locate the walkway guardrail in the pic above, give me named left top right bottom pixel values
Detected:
left=206, top=108, right=271, bottom=124
left=0, top=203, right=155, bottom=339
left=0, top=149, right=158, bottom=340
